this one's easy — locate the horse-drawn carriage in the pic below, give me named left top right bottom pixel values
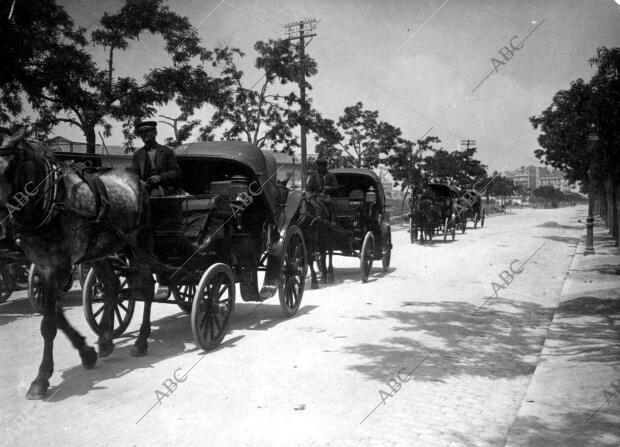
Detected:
left=409, top=183, right=462, bottom=243
left=300, top=168, right=391, bottom=284
left=457, top=189, right=485, bottom=229
left=81, top=141, right=307, bottom=351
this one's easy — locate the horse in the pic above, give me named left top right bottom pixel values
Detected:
left=0, top=128, right=155, bottom=399
left=410, top=195, right=438, bottom=243
left=297, top=192, right=336, bottom=289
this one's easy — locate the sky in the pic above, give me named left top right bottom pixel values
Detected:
left=53, top=0, right=620, bottom=173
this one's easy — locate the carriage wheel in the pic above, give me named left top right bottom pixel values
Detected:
left=191, top=263, right=235, bottom=351
left=278, top=225, right=307, bottom=317
left=0, top=265, right=14, bottom=303
left=82, top=257, right=135, bottom=337
left=171, top=282, right=196, bottom=314
left=481, top=209, right=486, bottom=228
left=77, top=263, right=91, bottom=289
left=360, top=232, right=375, bottom=283
left=443, top=218, right=449, bottom=242
left=382, top=229, right=391, bottom=272
left=27, top=263, right=43, bottom=313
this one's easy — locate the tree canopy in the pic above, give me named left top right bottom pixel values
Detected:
left=199, top=39, right=317, bottom=155
left=2, top=0, right=228, bottom=153
left=531, top=47, right=620, bottom=187
left=313, top=102, right=402, bottom=168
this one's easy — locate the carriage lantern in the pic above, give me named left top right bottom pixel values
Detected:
left=230, top=175, right=249, bottom=202
left=366, top=186, right=377, bottom=204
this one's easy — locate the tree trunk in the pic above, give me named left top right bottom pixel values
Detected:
left=85, top=126, right=97, bottom=155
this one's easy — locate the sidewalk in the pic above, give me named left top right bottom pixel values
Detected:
left=505, top=222, right=620, bottom=447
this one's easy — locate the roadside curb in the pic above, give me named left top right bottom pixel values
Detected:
left=504, top=223, right=620, bottom=446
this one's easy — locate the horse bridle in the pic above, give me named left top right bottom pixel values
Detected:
left=0, top=142, right=61, bottom=229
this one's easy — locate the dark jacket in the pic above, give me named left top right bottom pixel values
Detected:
left=131, top=143, right=181, bottom=192
left=306, top=171, right=339, bottom=196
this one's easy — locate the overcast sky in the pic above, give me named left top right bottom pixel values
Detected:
left=56, top=0, right=620, bottom=172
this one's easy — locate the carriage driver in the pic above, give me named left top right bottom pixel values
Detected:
left=306, top=156, right=339, bottom=197
left=131, top=120, right=181, bottom=197
left=305, top=157, right=340, bottom=222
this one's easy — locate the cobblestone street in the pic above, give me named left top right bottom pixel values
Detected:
left=3, top=206, right=612, bottom=446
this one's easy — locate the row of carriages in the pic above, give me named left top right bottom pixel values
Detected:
left=0, top=142, right=392, bottom=352
left=408, top=182, right=485, bottom=243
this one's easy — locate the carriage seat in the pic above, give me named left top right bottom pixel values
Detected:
left=332, top=189, right=365, bottom=228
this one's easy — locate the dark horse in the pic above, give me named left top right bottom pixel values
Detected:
left=411, top=196, right=438, bottom=243
left=0, top=128, right=155, bottom=399
left=297, top=193, right=336, bottom=289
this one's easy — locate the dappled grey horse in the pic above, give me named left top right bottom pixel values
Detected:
left=0, top=128, right=155, bottom=399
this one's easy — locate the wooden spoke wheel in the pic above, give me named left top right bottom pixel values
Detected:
left=382, top=229, right=391, bottom=272
left=278, top=225, right=307, bottom=317
left=77, top=263, right=91, bottom=289
left=481, top=208, right=485, bottom=228
left=27, top=263, right=43, bottom=313
left=171, top=282, right=196, bottom=313
left=360, top=231, right=375, bottom=283
left=82, top=257, right=135, bottom=337
left=0, top=265, right=14, bottom=303
left=191, top=263, right=235, bottom=352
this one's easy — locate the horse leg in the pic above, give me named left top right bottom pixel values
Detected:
left=130, top=269, right=154, bottom=357
left=320, top=248, right=328, bottom=284
left=308, top=251, right=319, bottom=289
left=327, top=250, right=334, bottom=283
left=56, top=306, right=97, bottom=369
left=26, top=284, right=57, bottom=399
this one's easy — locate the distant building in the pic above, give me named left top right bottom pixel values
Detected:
left=505, top=164, right=578, bottom=193
left=505, top=165, right=537, bottom=190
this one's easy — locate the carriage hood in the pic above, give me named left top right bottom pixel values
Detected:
left=175, top=141, right=280, bottom=218
left=330, top=168, right=386, bottom=208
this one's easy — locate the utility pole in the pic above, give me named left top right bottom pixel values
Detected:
left=460, top=139, right=476, bottom=151
left=285, top=18, right=318, bottom=189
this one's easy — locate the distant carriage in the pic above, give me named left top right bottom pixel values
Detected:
left=81, top=141, right=307, bottom=351
left=299, top=168, right=392, bottom=285
left=457, top=189, right=485, bottom=229
left=409, top=183, right=462, bottom=243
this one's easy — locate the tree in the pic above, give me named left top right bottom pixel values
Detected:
left=0, top=0, right=86, bottom=128
left=385, top=135, right=440, bottom=190
left=531, top=46, right=620, bottom=240
left=4, top=0, right=228, bottom=153
left=313, top=102, right=402, bottom=168
left=159, top=113, right=201, bottom=147
left=199, top=40, right=317, bottom=154
left=422, top=146, right=487, bottom=187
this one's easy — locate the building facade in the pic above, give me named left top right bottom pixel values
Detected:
left=505, top=165, right=577, bottom=193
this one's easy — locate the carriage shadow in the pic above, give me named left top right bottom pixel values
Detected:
left=45, top=301, right=316, bottom=401
left=305, top=265, right=395, bottom=290
left=342, top=297, right=557, bottom=383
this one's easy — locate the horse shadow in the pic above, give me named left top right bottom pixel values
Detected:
left=45, top=300, right=317, bottom=401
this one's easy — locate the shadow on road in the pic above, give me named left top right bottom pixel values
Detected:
left=0, top=288, right=82, bottom=327
left=44, top=301, right=316, bottom=402
left=343, top=297, right=556, bottom=383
